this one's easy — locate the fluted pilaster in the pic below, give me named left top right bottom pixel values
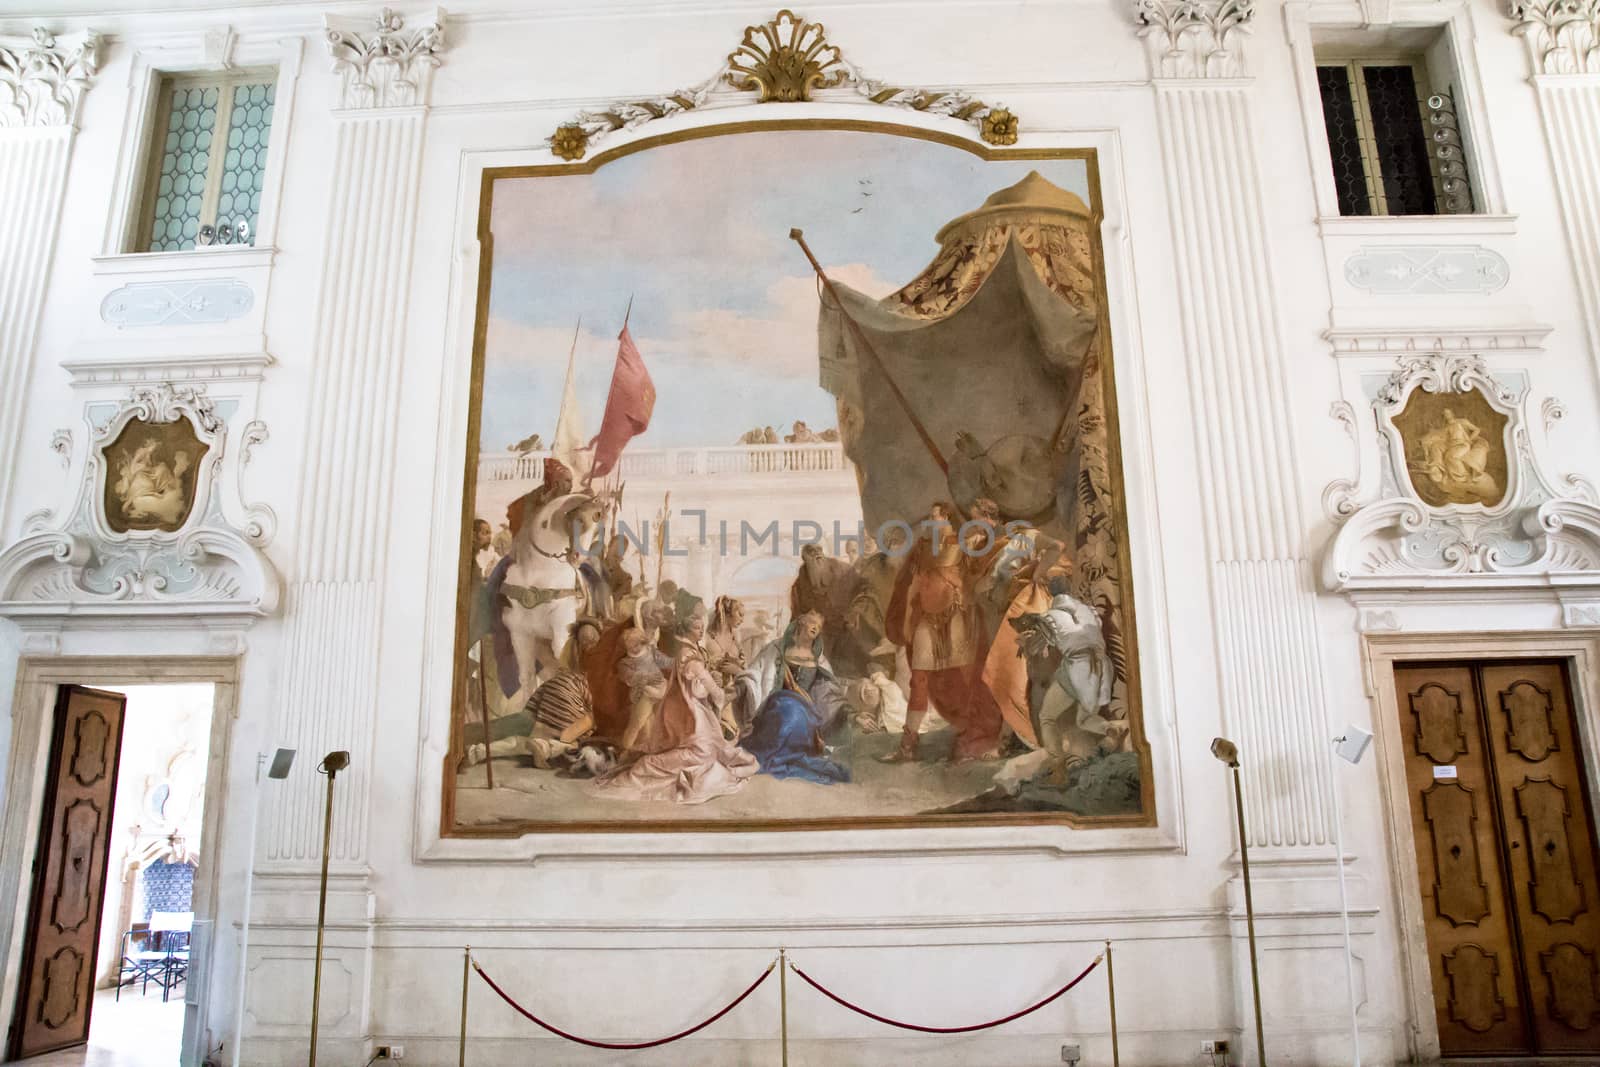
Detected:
left=1508, top=0, right=1600, bottom=376
left=1140, top=3, right=1333, bottom=848
left=266, top=8, right=444, bottom=866
left=0, top=29, right=98, bottom=532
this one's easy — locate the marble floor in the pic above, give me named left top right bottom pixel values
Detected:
left=18, top=987, right=184, bottom=1067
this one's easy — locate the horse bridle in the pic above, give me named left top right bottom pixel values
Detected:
left=532, top=501, right=589, bottom=562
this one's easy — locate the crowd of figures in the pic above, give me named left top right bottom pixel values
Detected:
left=460, top=458, right=1128, bottom=808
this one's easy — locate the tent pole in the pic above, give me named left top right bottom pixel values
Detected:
left=789, top=228, right=948, bottom=475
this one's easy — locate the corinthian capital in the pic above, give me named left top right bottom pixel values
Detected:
left=0, top=28, right=101, bottom=128
left=1134, top=0, right=1254, bottom=79
left=323, top=6, right=447, bottom=109
left=1507, top=0, right=1600, bottom=74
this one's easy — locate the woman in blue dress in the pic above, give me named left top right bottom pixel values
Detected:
left=738, top=611, right=852, bottom=784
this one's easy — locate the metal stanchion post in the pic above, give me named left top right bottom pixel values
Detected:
left=308, top=751, right=349, bottom=1067
left=460, top=946, right=470, bottom=1067
left=779, top=948, right=789, bottom=1067
left=1105, top=940, right=1120, bottom=1067
left=1212, top=737, right=1266, bottom=1067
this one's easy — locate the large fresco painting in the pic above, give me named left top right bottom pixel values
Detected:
left=445, top=125, right=1152, bottom=833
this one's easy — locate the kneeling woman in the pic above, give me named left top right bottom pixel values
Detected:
left=739, top=611, right=851, bottom=785
left=593, top=613, right=758, bottom=804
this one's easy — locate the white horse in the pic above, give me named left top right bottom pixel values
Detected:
left=497, top=491, right=604, bottom=714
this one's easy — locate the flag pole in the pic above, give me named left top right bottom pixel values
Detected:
left=621, top=293, right=633, bottom=332
left=789, top=228, right=948, bottom=474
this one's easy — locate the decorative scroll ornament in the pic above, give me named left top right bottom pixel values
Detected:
left=323, top=6, right=447, bottom=109
left=1344, top=245, right=1508, bottom=295
left=1133, top=0, right=1255, bottom=79
left=547, top=9, right=1018, bottom=161
left=1323, top=353, right=1600, bottom=602
left=0, top=383, right=278, bottom=621
left=101, top=279, right=255, bottom=328
left=0, top=28, right=101, bottom=128
left=1507, top=0, right=1600, bottom=74
left=49, top=429, right=71, bottom=469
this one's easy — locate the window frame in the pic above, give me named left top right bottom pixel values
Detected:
left=97, top=34, right=303, bottom=261
left=1283, top=1, right=1509, bottom=227
left=1315, top=53, right=1448, bottom=217
left=134, top=67, right=278, bottom=254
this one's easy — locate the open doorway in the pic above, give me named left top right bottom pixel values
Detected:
left=8, top=683, right=214, bottom=1067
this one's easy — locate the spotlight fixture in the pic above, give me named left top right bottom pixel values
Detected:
left=267, top=747, right=296, bottom=780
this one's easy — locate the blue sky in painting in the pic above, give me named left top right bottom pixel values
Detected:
left=481, top=130, right=1090, bottom=451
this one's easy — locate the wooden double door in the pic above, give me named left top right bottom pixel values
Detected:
left=1395, top=660, right=1600, bottom=1056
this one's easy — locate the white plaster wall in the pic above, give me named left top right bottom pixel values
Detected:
left=0, top=1, right=1596, bottom=1064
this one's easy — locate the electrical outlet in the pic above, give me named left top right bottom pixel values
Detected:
left=1060, top=1043, right=1081, bottom=1064
left=1201, top=1040, right=1215, bottom=1054
left=374, top=1046, right=405, bottom=1060
left=1214, top=1040, right=1230, bottom=1055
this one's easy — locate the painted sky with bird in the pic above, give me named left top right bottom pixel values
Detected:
left=481, top=130, right=1091, bottom=451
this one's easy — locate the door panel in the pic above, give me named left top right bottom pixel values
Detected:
left=1481, top=662, right=1600, bottom=1054
left=1395, top=665, right=1530, bottom=1055
left=8, top=686, right=128, bottom=1060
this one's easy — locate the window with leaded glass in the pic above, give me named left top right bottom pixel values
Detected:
left=1314, top=56, right=1474, bottom=217
left=136, top=70, right=277, bottom=252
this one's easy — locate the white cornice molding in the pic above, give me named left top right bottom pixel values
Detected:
left=0, top=27, right=100, bottom=128
left=1323, top=323, right=1553, bottom=356
left=323, top=6, right=446, bottom=110
left=1508, top=0, right=1600, bottom=75
left=1134, top=0, right=1254, bottom=80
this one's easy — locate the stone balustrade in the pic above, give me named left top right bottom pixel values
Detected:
left=477, top=442, right=849, bottom=483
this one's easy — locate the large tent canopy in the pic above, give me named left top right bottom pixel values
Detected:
left=818, top=170, right=1107, bottom=538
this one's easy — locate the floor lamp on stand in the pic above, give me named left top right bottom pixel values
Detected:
left=1331, top=725, right=1374, bottom=1067
left=308, top=750, right=349, bottom=1067
left=1211, top=737, right=1266, bottom=1067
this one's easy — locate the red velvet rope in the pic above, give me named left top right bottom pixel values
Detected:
left=789, top=955, right=1102, bottom=1034
left=471, top=958, right=774, bottom=1051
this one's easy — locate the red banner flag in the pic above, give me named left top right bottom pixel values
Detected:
left=587, top=325, right=655, bottom=479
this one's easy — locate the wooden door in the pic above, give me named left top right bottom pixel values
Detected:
left=1395, top=661, right=1600, bottom=1057
left=1480, top=663, right=1600, bottom=1052
left=8, top=686, right=128, bottom=1060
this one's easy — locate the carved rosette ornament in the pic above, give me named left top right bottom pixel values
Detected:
left=548, top=9, right=1019, bottom=160
left=0, top=28, right=101, bottom=128
left=1134, top=0, right=1255, bottom=79
left=323, top=6, right=447, bottom=109
left=1507, top=0, right=1600, bottom=74
left=1322, top=354, right=1600, bottom=610
left=0, top=383, right=279, bottom=620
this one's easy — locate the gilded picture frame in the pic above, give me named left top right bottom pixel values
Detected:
left=442, top=120, right=1154, bottom=836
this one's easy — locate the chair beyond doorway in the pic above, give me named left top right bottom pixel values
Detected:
left=115, top=911, right=192, bottom=1002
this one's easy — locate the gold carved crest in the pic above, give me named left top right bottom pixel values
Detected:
left=727, top=10, right=844, bottom=102
left=548, top=10, right=1018, bottom=161
left=1392, top=385, right=1509, bottom=509
left=101, top=415, right=207, bottom=533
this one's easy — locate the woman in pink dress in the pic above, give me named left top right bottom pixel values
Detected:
left=593, top=614, right=758, bottom=804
